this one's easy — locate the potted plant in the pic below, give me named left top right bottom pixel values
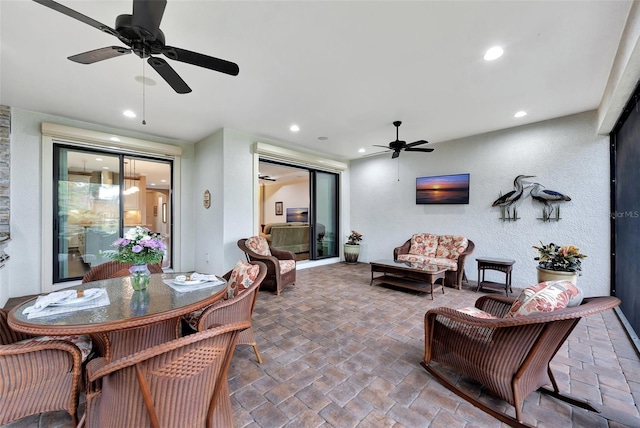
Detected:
left=344, top=230, right=363, bottom=264
left=533, top=241, right=586, bottom=285
left=317, top=232, right=325, bottom=256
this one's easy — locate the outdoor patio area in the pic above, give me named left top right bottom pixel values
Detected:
left=4, top=262, right=640, bottom=427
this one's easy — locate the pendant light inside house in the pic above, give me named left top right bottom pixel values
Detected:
left=123, top=159, right=140, bottom=195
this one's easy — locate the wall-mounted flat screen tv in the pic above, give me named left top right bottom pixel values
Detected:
left=416, top=173, right=470, bottom=204
left=286, top=207, right=309, bottom=222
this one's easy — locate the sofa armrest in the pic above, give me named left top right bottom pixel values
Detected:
left=393, top=239, right=412, bottom=260
left=270, top=247, right=296, bottom=261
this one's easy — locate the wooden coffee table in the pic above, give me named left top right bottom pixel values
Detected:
left=370, top=259, right=448, bottom=299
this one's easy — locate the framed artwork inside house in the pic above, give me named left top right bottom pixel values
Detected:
left=275, top=201, right=283, bottom=216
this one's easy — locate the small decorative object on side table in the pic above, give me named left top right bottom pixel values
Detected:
left=476, top=257, right=515, bottom=296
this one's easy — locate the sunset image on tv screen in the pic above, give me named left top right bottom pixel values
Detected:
left=416, top=174, right=470, bottom=204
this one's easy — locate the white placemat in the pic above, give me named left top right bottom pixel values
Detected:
left=163, top=277, right=225, bottom=292
left=24, top=289, right=110, bottom=319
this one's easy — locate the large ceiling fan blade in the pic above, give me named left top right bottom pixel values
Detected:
left=373, top=145, right=391, bottom=149
left=405, top=139, right=430, bottom=147
left=32, top=0, right=118, bottom=36
left=163, top=46, right=240, bottom=76
left=148, top=57, right=191, bottom=94
left=392, top=151, right=401, bottom=159
left=132, top=0, right=166, bottom=40
left=68, top=46, right=131, bottom=64
left=404, top=147, right=435, bottom=153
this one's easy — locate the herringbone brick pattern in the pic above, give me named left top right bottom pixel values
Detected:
left=228, top=262, right=640, bottom=427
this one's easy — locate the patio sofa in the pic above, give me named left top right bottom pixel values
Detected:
left=394, top=233, right=475, bottom=289
left=261, top=222, right=323, bottom=254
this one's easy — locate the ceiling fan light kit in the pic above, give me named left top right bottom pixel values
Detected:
left=372, top=121, right=434, bottom=159
left=32, top=0, right=239, bottom=94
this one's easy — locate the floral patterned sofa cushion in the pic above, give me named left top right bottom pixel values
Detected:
left=408, top=233, right=439, bottom=257
left=396, top=254, right=458, bottom=271
left=436, top=235, right=469, bottom=260
left=246, top=236, right=271, bottom=256
left=456, top=306, right=498, bottom=319
left=279, top=260, right=296, bottom=274
left=505, top=280, right=582, bottom=318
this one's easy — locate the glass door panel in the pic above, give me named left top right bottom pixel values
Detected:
left=54, top=148, right=121, bottom=282
left=313, top=171, right=338, bottom=259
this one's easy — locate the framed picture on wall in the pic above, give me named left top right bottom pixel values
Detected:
left=275, top=201, right=283, bottom=216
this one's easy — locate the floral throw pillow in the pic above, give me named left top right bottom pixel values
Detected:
left=246, top=236, right=271, bottom=256
left=409, top=233, right=439, bottom=257
left=436, top=235, right=468, bottom=260
left=227, top=260, right=260, bottom=299
left=505, top=280, right=582, bottom=318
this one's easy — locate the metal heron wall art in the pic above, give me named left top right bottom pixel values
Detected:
left=529, top=183, right=571, bottom=221
left=492, top=175, right=535, bottom=221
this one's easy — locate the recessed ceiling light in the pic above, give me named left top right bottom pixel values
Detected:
left=290, top=124, right=300, bottom=132
left=123, top=110, right=136, bottom=118
left=514, top=111, right=527, bottom=118
left=318, top=136, right=328, bottom=141
left=359, top=148, right=365, bottom=153
left=150, top=183, right=156, bottom=186
left=109, top=137, right=120, bottom=142
left=102, top=166, right=110, bottom=170
left=160, top=179, right=167, bottom=183
left=134, top=76, right=157, bottom=86
left=95, top=157, right=103, bottom=161
left=484, top=46, right=504, bottom=61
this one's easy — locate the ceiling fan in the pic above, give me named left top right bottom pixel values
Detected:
left=373, top=121, right=434, bottom=159
left=32, top=0, right=239, bottom=94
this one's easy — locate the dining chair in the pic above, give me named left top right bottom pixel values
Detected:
left=192, top=261, right=267, bottom=363
left=81, top=321, right=251, bottom=428
left=237, top=236, right=296, bottom=295
left=1, top=309, right=83, bottom=426
left=81, top=260, right=163, bottom=283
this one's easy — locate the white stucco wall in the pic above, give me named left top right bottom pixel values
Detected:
left=5, top=108, right=193, bottom=304
left=349, top=111, right=610, bottom=297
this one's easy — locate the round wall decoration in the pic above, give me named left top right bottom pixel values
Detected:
left=203, top=190, right=211, bottom=209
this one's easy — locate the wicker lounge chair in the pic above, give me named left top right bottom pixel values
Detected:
left=238, top=237, right=296, bottom=295
left=421, top=295, right=621, bottom=427
left=1, top=309, right=83, bottom=426
left=81, top=321, right=251, bottom=428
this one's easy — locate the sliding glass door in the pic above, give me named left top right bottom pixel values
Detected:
left=53, top=145, right=173, bottom=283
left=312, top=171, right=338, bottom=259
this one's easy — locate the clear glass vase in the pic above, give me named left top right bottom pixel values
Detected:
left=129, top=264, right=151, bottom=291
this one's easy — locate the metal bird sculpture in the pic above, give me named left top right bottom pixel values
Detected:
left=530, top=183, right=571, bottom=221
left=492, top=175, right=535, bottom=221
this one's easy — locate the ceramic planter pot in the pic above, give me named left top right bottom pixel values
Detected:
left=344, top=244, right=360, bottom=264
left=536, top=266, right=577, bottom=285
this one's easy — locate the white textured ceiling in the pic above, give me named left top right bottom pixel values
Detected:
left=0, top=1, right=633, bottom=160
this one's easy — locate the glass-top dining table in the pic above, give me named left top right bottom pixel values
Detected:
left=8, top=272, right=228, bottom=360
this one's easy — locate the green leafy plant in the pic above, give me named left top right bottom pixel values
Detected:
left=533, top=241, right=586, bottom=272
left=346, top=230, right=363, bottom=245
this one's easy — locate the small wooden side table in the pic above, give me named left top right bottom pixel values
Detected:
left=476, top=257, right=515, bottom=296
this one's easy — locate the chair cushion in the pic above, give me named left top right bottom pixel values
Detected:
left=396, top=254, right=458, bottom=271
left=246, top=236, right=271, bottom=256
left=456, top=307, right=498, bottom=319
left=227, top=260, right=260, bottom=299
left=182, top=310, right=203, bottom=331
left=279, top=259, right=296, bottom=274
left=436, top=235, right=468, bottom=260
left=409, top=233, right=439, bottom=257
left=505, top=280, right=582, bottom=318
left=17, top=334, right=93, bottom=362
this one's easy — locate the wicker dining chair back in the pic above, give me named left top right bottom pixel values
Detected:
left=82, top=321, right=251, bottom=428
left=237, top=237, right=296, bottom=295
left=1, top=309, right=83, bottom=426
left=421, top=295, right=621, bottom=426
left=196, top=261, right=267, bottom=363
left=81, top=261, right=163, bottom=283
